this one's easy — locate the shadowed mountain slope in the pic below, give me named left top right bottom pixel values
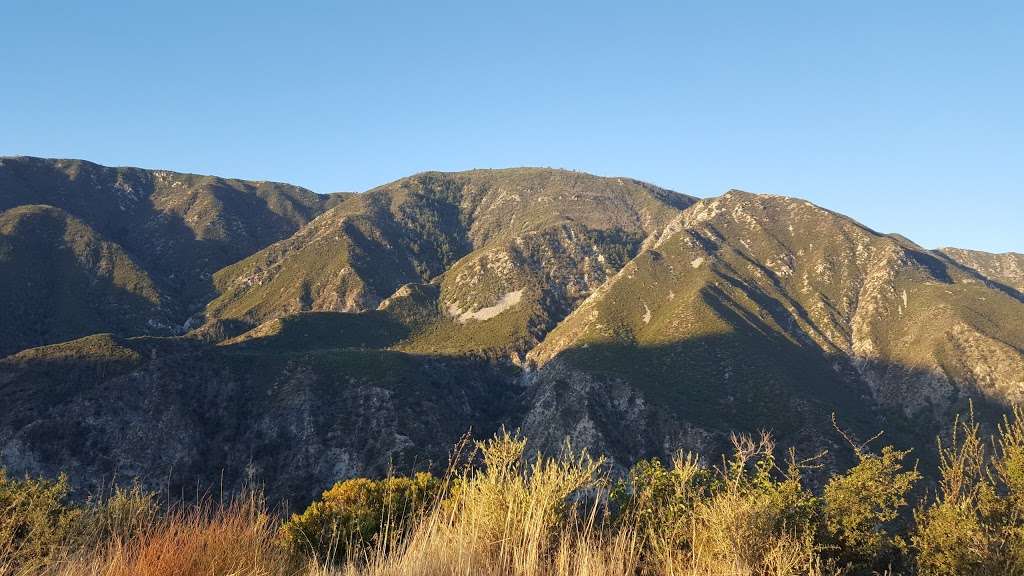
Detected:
left=938, top=246, right=1024, bottom=294
left=1, top=161, right=1022, bottom=505
left=0, top=205, right=170, bottom=356
left=0, top=156, right=341, bottom=349
left=521, top=191, right=1024, bottom=466
left=0, top=332, right=518, bottom=505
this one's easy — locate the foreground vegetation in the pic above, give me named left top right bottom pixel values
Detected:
left=4, top=408, right=1024, bottom=576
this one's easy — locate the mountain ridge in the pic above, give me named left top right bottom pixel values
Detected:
left=1, top=156, right=1021, bottom=505
left=203, top=167, right=696, bottom=357
left=0, top=156, right=343, bottom=354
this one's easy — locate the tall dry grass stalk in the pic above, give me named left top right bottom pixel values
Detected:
left=39, top=492, right=288, bottom=576
left=627, top=435, right=829, bottom=576
left=333, top=431, right=827, bottom=576
left=3, top=431, right=842, bottom=576
left=345, top=430, right=636, bottom=576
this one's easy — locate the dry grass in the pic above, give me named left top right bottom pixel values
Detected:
left=2, top=433, right=845, bottom=576
left=325, top=431, right=828, bottom=576
left=19, top=494, right=288, bottom=576
left=343, top=431, right=635, bottom=576
left=18, top=409, right=1022, bottom=576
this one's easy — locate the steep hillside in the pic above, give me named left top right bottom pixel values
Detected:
left=1, top=162, right=1022, bottom=504
left=0, top=205, right=170, bottom=356
left=523, top=192, right=1024, bottom=465
left=396, top=224, right=645, bottom=358
left=206, top=169, right=694, bottom=355
left=0, top=332, right=518, bottom=504
left=0, top=157, right=338, bottom=350
left=939, top=246, right=1024, bottom=294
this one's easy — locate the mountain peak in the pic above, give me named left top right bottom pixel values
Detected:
left=1, top=158, right=1022, bottom=504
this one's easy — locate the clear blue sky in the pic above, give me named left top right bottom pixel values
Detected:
left=2, top=1, right=1021, bottom=252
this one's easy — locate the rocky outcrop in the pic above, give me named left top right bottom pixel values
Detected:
left=2, top=161, right=1022, bottom=505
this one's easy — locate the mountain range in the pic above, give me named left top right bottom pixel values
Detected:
left=1, top=156, right=1022, bottom=505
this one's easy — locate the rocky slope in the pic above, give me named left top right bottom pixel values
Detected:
left=522, top=192, right=1024, bottom=467
left=0, top=333, right=517, bottom=504
left=0, top=156, right=341, bottom=353
left=1, top=159, right=1022, bottom=504
left=939, top=246, right=1024, bottom=294
left=206, top=168, right=693, bottom=356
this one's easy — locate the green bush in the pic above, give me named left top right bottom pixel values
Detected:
left=280, top=472, right=440, bottom=563
left=912, top=408, right=1024, bottom=576
left=823, top=445, right=919, bottom=573
left=8, top=408, right=1024, bottom=575
left=615, top=433, right=824, bottom=575
left=613, top=452, right=717, bottom=553
left=996, top=406, right=1024, bottom=570
left=0, top=470, right=83, bottom=571
left=79, top=481, right=160, bottom=544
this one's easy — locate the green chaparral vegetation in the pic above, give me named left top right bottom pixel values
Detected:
left=3, top=410, right=1024, bottom=576
left=0, top=156, right=348, bottom=356
left=3, top=158, right=1024, bottom=576
left=0, top=205, right=165, bottom=357
left=204, top=168, right=691, bottom=345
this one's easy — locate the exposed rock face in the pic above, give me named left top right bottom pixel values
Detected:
left=523, top=192, right=1024, bottom=464
left=0, top=335, right=519, bottom=505
left=1, top=159, right=1022, bottom=505
left=206, top=169, right=693, bottom=334
left=939, top=247, right=1024, bottom=294
left=520, top=357, right=727, bottom=470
